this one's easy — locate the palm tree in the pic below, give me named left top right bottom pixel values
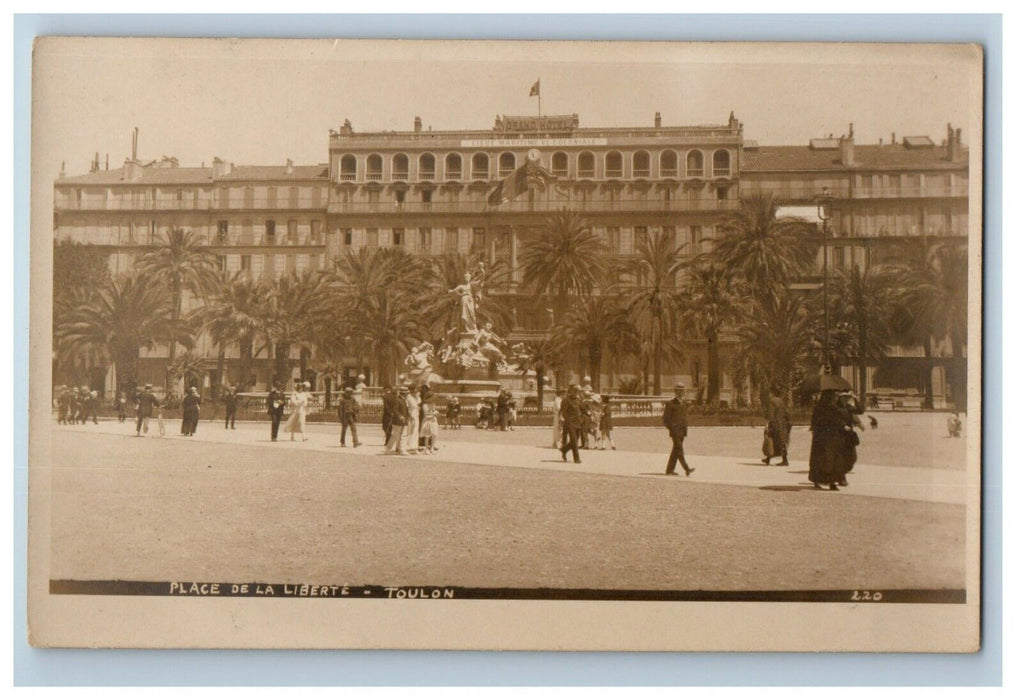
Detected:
left=678, top=258, right=745, bottom=406
left=893, top=241, right=969, bottom=409
left=554, top=295, right=638, bottom=392
left=509, top=335, right=565, bottom=408
left=619, top=228, right=688, bottom=395
left=201, top=272, right=270, bottom=391
left=820, top=264, right=899, bottom=405
left=733, top=291, right=816, bottom=407
left=520, top=208, right=608, bottom=325
left=167, top=350, right=207, bottom=395
left=714, top=193, right=819, bottom=301
left=135, top=227, right=220, bottom=388
left=56, top=273, right=193, bottom=396
left=333, top=247, right=426, bottom=385
left=264, top=268, right=333, bottom=386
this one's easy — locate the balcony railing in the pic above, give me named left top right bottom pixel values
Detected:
left=660, top=168, right=678, bottom=177
left=418, top=170, right=435, bottom=180
left=391, top=172, right=409, bottom=181
left=328, top=197, right=738, bottom=215
left=338, top=172, right=357, bottom=181
left=578, top=168, right=595, bottom=178
left=552, top=168, right=568, bottom=177
left=498, top=168, right=514, bottom=177
left=366, top=171, right=383, bottom=181
left=471, top=171, right=489, bottom=180
left=633, top=168, right=650, bottom=178
left=605, top=169, right=623, bottom=179
left=851, top=185, right=968, bottom=199
left=713, top=168, right=731, bottom=177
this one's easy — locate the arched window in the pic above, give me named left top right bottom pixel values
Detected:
left=471, top=153, right=490, bottom=180
left=339, top=154, right=357, bottom=181
left=366, top=154, right=383, bottom=181
left=659, top=151, right=678, bottom=177
left=686, top=150, right=704, bottom=178
left=418, top=153, right=436, bottom=180
left=713, top=149, right=731, bottom=177
left=498, top=152, right=516, bottom=177
left=578, top=152, right=596, bottom=178
left=632, top=151, right=651, bottom=178
left=605, top=151, right=624, bottom=178
left=392, top=153, right=410, bottom=181
left=444, top=153, right=462, bottom=180
left=551, top=151, right=569, bottom=177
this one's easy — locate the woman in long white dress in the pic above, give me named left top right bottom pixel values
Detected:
left=285, top=381, right=310, bottom=442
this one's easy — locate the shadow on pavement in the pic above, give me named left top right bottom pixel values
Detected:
left=759, top=484, right=816, bottom=492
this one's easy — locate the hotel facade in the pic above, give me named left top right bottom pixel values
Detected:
left=52, top=113, right=969, bottom=405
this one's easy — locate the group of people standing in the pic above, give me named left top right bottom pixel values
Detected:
left=55, top=385, right=99, bottom=425
left=552, top=383, right=616, bottom=464
left=380, top=382, right=440, bottom=456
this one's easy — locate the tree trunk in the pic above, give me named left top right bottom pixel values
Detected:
left=589, top=345, right=602, bottom=392
left=299, top=346, right=310, bottom=384
left=239, top=335, right=254, bottom=390
left=536, top=363, right=545, bottom=409
left=214, top=347, right=225, bottom=400
left=922, top=339, right=934, bottom=410
left=166, top=283, right=182, bottom=390
left=857, top=322, right=868, bottom=407
left=324, top=375, right=333, bottom=411
left=114, top=344, right=139, bottom=398
left=275, top=341, right=291, bottom=387
left=653, top=321, right=663, bottom=395
left=707, top=329, right=720, bottom=406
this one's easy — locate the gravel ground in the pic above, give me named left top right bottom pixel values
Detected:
left=49, top=431, right=966, bottom=591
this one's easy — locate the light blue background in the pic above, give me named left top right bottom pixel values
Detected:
left=13, top=13, right=1002, bottom=686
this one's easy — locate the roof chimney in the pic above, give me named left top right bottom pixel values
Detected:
left=132, top=127, right=138, bottom=161
left=212, top=156, right=227, bottom=179
left=285, top=158, right=294, bottom=175
left=947, top=124, right=963, bottom=161
left=655, top=111, right=662, bottom=128
left=414, top=116, right=422, bottom=133
left=59, top=161, right=65, bottom=179
left=123, top=157, right=143, bottom=182
left=839, top=132, right=855, bottom=167
left=891, top=132, right=896, bottom=145
left=90, top=152, right=99, bottom=173
left=105, top=153, right=109, bottom=171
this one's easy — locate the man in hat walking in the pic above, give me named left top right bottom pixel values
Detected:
left=386, top=385, right=411, bottom=455
left=338, top=387, right=362, bottom=447
left=662, top=382, right=694, bottom=476
left=559, top=385, right=583, bottom=464
left=222, top=385, right=239, bottom=430
left=267, top=382, right=287, bottom=442
left=134, top=383, right=159, bottom=437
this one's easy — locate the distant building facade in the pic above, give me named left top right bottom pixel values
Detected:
left=53, top=114, right=968, bottom=403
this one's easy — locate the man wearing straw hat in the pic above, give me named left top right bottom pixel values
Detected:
left=662, top=382, right=694, bottom=477
left=134, top=383, right=159, bottom=437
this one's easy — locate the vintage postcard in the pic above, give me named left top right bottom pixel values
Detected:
left=27, top=38, right=983, bottom=650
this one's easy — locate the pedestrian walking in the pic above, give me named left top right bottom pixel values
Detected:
left=662, top=382, right=693, bottom=476
left=338, top=387, right=361, bottom=447
left=156, top=402, right=166, bottom=437
left=559, top=385, right=583, bottom=464
left=808, top=390, right=855, bottom=490
left=496, top=388, right=510, bottom=431
left=597, top=394, right=616, bottom=450
left=222, top=385, right=238, bottom=429
left=267, top=382, right=287, bottom=442
left=284, top=381, right=310, bottom=442
left=947, top=412, right=962, bottom=438
left=381, top=385, right=396, bottom=445
left=116, top=392, right=128, bottom=423
left=386, top=385, right=411, bottom=455
left=86, top=390, right=100, bottom=424
left=134, top=383, right=159, bottom=437
left=446, top=396, right=461, bottom=430
left=420, top=399, right=439, bottom=453
left=551, top=389, right=564, bottom=449
left=404, top=384, right=422, bottom=453
left=762, top=387, right=791, bottom=466
left=181, top=387, right=201, bottom=436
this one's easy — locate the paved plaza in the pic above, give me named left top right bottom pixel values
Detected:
left=43, top=414, right=972, bottom=592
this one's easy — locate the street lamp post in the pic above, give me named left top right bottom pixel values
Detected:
left=816, top=187, right=833, bottom=374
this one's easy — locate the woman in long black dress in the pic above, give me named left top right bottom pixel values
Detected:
left=808, top=390, right=854, bottom=490
left=181, top=387, right=201, bottom=436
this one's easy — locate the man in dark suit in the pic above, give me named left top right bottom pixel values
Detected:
left=223, top=385, right=239, bottom=430
left=662, top=382, right=694, bottom=476
left=338, top=387, right=362, bottom=447
left=134, top=383, right=159, bottom=437
left=381, top=385, right=395, bottom=445
left=559, top=384, right=583, bottom=464
left=267, top=382, right=286, bottom=442
left=762, top=387, right=791, bottom=466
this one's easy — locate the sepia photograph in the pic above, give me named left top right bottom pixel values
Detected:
left=27, top=37, right=983, bottom=651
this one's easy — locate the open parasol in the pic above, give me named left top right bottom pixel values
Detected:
left=799, top=372, right=852, bottom=393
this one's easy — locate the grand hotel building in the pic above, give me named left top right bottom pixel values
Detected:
left=52, top=113, right=969, bottom=405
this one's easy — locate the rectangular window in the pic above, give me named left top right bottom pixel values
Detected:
left=395, top=190, right=406, bottom=208
left=393, top=228, right=405, bottom=246
left=243, top=187, right=254, bottom=209
left=634, top=226, right=648, bottom=247
left=310, top=220, right=321, bottom=244
left=217, top=255, right=227, bottom=272
left=285, top=255, right=296, bottom=273
left=366, top=228, right=379, bottom=247
left=342, top=228, right=353, bottom=246
left=419, top=227, right=432, bottom=254
left=240, top=254, right=252, bottom=271
left=689, top=225, right=702, bottom=252
left=265, top=220, right=276, bottom=241
left=445, top=227, right=459, bottom=252
left=287, top=219, right=298, bottom=243
left=288, top=187, right=299, bottom=209
left=267, top=187, right=278, bottom=209
left=217, top=220, right=229, bottom=242
left=422, top=189, right=433, bottom=207
left=607, top=227, right=621, bottom=253
left=471, top=227, right=486, bottom=253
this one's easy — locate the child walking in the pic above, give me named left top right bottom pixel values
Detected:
left=421, top=400, right=440, bottom=453
left=598, top=395, right=616, bottom=450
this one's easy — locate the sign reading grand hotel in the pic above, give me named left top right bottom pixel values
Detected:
left=460, top=137, right=608, bottom=148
